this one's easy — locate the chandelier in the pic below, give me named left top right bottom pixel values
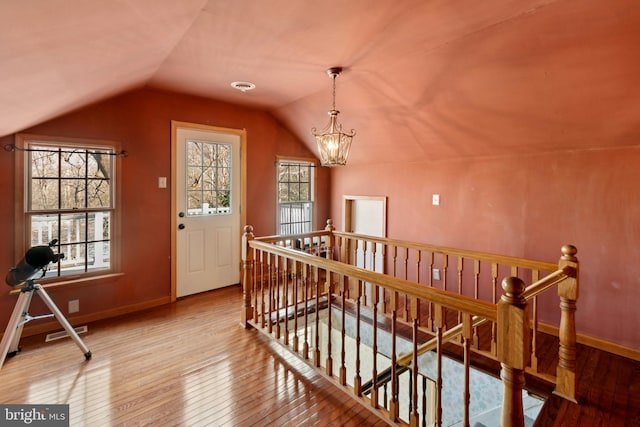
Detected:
left=311, top=67, right=355, bottom=167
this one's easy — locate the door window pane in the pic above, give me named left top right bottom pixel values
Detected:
left=186, top=140, right=232, bottom=216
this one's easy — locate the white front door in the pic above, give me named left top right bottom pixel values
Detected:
left=173, top=123, right=243, bottom=298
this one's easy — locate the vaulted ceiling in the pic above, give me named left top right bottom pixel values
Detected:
left=2, top=0, right=639, bottom=165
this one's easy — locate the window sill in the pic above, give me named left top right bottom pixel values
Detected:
left=9, top=272, right=125, bottom=295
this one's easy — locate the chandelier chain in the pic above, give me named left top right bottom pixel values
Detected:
left=332, top=74, right=337, bottom=111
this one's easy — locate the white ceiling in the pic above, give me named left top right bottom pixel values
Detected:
left=2, top=0, right=640, bottom=164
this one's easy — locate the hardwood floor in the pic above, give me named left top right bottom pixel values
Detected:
left=1, top=285, right=388, bottom=427
left=1, top=285, right=638, bottom=426
left=533, top=343, right=640, bottom=427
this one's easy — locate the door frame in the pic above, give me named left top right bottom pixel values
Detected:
left=342, top=195, right=387, bottom=235
left=170, top=120, right=247, bottom=302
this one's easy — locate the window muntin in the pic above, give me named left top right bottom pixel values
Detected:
left=277, top=160, right=314, bottom=235
left=186, top=140, right=232, bottom=216
left=26, top=141, right=115, bottom=279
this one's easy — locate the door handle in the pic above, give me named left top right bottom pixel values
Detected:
left=178, top=224, right=185, bottom=230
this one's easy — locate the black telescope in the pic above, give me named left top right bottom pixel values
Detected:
left=5, top=240, right=64, bottom=287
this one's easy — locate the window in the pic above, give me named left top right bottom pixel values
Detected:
left=277, top=159, right=314, bottom=235
left=17, top=135, right=118, bottom=281
left=186, top=139, right=232, bottom=216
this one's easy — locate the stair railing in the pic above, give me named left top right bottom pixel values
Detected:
left=240, top=221, right=578, bottom=426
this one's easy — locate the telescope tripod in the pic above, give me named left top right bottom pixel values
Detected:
left=0, top=280, right=91, bottom=370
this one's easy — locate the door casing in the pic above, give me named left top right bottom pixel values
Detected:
left=170, top=121, right=247, bottom=301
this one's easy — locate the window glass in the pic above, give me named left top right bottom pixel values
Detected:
left=26, top=142, right=115, bottom=279
left=186, top=140, right=232, bottom=216
left=277, top=160, right=314, bottom=235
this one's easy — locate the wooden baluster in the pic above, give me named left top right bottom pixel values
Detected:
left=442, top=255, right=448, bottom=331
left=383, top=383, right=388, bottom=409
left=410, top=296, right=421, bottom=427
left=354, top=279, right=363, bottom=396
left=457, top=257, right=464, bottom=337
left=497, top=277, right=530, bottom=427
left=362, top=239, right=370, bottom=306
left=325, top=270, right=333, bottom=376
left=372, top=239, right=378, bottom=273
left=555, top=245, right=579, bottom=402
left=473, top=260, right=480, bottom=349
left=302, top=263, right=310, bottom=360
left=313, top=264, right=321, bottom=368
left=282, top=256, right=289, bottom=345
left=392, top=245, right=398, bottom=278
left=259, top=250, right=266, bottom=328
left=339, top=274, right=347, bottom=386
left=427, top=252, right=434, bottom=330
left=415, top=251, right=422, bottom=326
left=491, top=262, right=498, bottom=355
left=403, top=247, right=410, bottom=322
left=370, top=283, right=379, bottom=409
left=277, top=255, right=284, bottom=339
left=462, top=313, right=473, bottom=427
left=292, top=260, right=299, bottom=352
left=353, top=238, right=359, bottom=268
left=241, top=225, right=254, bottom=328
left=408, top=371, right=414, bottom=421
left=267, top=253, right=274, bottom=334
left=344, top=236, right=351, bottom=265
left=530, top=269, right=540, bottom=372
left=389, top=290, right=399, bottom=422
left=252, top=249, right=260, bottom=325
left=382, top=243, right=388, bottom=314
left=325, top=219, right=335, bottom=260
left=434, top=303, right=444, bottom=427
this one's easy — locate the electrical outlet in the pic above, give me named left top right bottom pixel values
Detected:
left=68, top=299, right=79, bottom=313
left=432, top=268, right=441, bottom=281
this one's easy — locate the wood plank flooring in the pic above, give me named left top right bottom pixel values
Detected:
left=1, top=285, right=388, bottom=426
left=533, top=343, right=640, bottom=427
left=1, top=284, right=639, bottom=426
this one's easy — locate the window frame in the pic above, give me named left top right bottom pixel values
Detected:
left=276, top=157, right=317, bottom=236
left=14, top=134, right=122, bottom=284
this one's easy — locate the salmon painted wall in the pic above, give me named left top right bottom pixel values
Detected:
left=330, top=147, right=640, bottom=350
left=0, top=88, right=329, bottom=333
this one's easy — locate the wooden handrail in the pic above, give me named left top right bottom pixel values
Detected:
left=334, top=230, right=558, bottom=272
left=255, top=229, right=331, bottom=244
left=522, top=266, right=574, bottom=300
left=248, top=238, right=497, bottom=321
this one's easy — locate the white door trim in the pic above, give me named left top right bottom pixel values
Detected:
left=170, top=121, right=247, bottom=302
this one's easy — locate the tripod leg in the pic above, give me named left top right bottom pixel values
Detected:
left=34, top=285, right=92, bottom=360
left=0, top=290, right=33, bottom=370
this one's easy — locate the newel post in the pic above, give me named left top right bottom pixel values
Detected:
left=324, top=218, right=335, bottom=260
left=555, top=245, right=579, bottom=402
left=497, top=277, right=530, bottom=427
left=241, top=225, right=255, bottom=328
